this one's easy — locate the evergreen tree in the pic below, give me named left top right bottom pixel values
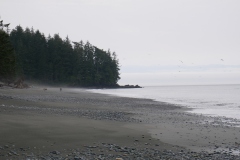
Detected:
left=0, top=30, right=16, bottom=81
left=73, top=41, right=84, bottom=85
left=9, top=25, right=25, bottom=76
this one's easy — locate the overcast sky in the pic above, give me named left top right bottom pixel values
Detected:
left=1, top=0, right=240, bottom=85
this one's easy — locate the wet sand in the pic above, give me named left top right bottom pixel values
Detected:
left=0, top=86, right=240, bottom=159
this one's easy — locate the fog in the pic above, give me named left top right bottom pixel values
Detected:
left=119, top=72, right=240, bottom=86
left=1, top=0, right=239, bottom=85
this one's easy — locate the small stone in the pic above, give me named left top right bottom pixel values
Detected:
left=50, top=150, right=60, bottom=155
left=74, top=156, right=81, bottom=160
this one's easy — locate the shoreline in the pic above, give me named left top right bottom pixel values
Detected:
left=88, top=85, right=240, bottom=122
left=0, top=86, right=240, bottom=159
left=87, top=88, right=240, bottom=152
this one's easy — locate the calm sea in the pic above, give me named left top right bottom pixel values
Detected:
left=89, top=85, right=240, bottom=120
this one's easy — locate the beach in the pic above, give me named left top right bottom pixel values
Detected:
left=0, top=86, right=240, bottom=159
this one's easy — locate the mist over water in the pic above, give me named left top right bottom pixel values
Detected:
left=89, top=84, right=240, bottom=120
left=118, top=71, right=240, bottom=86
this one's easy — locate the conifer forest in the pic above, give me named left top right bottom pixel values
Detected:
left=0, top=24, right=120, bottom=87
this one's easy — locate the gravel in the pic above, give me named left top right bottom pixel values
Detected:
left=0, top=143, right=240, bottom=160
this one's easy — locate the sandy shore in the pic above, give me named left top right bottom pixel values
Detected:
left=0, top=86, right=240, bottom=159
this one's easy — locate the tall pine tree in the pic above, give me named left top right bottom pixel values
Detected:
left=0, top=30, right=16, bottom=82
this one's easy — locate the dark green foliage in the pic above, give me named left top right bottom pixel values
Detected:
left=9, top=26, right=120, bottom=86
left=0, top=30, right=16, bottom=81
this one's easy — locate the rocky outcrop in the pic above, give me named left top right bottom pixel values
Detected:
left=118, top=84, right=142, bottom=88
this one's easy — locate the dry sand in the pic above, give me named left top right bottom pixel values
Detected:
left=0, top=86, right=240, bottom=159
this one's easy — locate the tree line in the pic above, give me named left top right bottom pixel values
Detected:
left=0, top=25, right=120, bottom=87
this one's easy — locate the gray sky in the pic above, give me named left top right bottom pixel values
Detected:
left=1, top=0, right=240, bottom=85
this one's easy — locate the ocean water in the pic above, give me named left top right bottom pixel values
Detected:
left=89, top=85, right=240, bottom=120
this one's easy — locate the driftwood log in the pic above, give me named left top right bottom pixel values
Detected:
left=14, top=77, right=29, bottom=89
